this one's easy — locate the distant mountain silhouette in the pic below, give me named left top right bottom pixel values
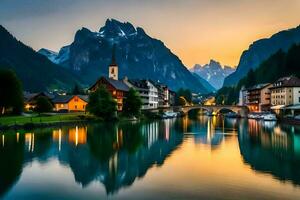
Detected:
left=223, top=25, right=300, bottom=87
left=39, top=19, right=209, bottom=93
left=190, top=59, right=234, bottom=89
left=0, top=25, right=80, bottom=92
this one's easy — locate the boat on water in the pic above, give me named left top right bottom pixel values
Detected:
left=262, top=113, right=277, bottom=121
left=248, top=112, right=277, bottom=121
left=247, top=113, right=263, bottom=120
left=162, top=111, right=178, bottom=119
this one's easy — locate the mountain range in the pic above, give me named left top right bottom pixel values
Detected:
left=0, top=25, right=80, bottom=92
left=39, top=19, right=212, bottom=93
left=223, top=25, right=300, bottom=87
left=190, top=59, right=234, bottom=90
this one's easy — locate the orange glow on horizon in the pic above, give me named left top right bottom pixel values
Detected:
left=2, top=1, right=300, bottom=68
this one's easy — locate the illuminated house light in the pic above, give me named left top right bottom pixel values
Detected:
left=68, top=126, right=87, bottom=146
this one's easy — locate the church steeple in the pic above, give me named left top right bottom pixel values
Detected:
left=109, top=44, right=118, bottom=80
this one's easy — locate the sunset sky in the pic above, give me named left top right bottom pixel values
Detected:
left=1, top=0, right=300, bottom=68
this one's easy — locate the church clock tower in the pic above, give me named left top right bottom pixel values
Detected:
left=109, top=44, right=118, bottom=80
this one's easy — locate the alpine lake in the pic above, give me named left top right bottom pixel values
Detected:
left=1, top=116, right=300, bottom=200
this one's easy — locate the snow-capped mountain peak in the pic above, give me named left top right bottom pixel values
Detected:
left=190, top=60, right=235, bottom=89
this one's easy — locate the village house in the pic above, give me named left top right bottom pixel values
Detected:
left=246, top=83, right=272, bottom=112
left=270, top=76, right=300, bottom=115
left=156, top=83, right=170, bottom=107
left=52, top=95, right=88, bottom=112
left=88, top=47, right=129, bottom=111
left=24, top=92, right=54, bottom=111
left=238, top=86, right=247, bottom=106
left=123, top=78, right=159, bottom=109
left=168, top=90, right=176, bottom=106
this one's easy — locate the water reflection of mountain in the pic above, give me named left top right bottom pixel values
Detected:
left=0, top=134, right=24, bottom=197
left=0, top=119, right=184, bottom=197
left=238, top=121, right=300, bottom=186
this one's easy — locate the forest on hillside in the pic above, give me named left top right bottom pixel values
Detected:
left=215, top=44, right=300, bottom=105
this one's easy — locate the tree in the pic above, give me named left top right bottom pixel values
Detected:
left=35, top=96, right=53, bottom=114
left=87, top=85, right=117, bottom=120
left=244, top=69, right=256, bottom=88
left=123, top=88, right=142, bottom=117
left=0, top=69, right=23, bottom=115
left=72, top=83, right=84, bottom=95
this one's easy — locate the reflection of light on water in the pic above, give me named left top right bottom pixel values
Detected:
left=165, top=119, right=170, bottom=141
left=59, top=129, right=62, bottom=151
left=274, top=127, right=285, bottom=135
left=68, top=126, right=87, bottom=146
left=25, top=133, right=35, bottom=152
left=75, top=126, right=78, bottom=146
left=109, top=153, right=118, bottom=176
left=16, top=132, right=19, bottom=143
left=114, top=128, right=123, bottom=150
left=53, top=129, right=63, bottom=151
left=207, top=117, right=216, bottom=143
left=2, top=134, right=4, bottom=147
left=263, top=121, right=276, bottom=129
left=141, top=122, right=159, bottom=148
left=272, top=126, right=288, bottom=150
left=183, top=116, right=188, bottom=133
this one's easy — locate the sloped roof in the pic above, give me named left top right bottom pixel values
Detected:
left=128, top=79, right=149, bottom=89
left=23, top=92, right=55, bottom=103
left=247, top=83, right=271, bottom=91
left=103, top=77, right=130, bottom=91
left=89, top=77, right=129, bottom=92
left=52, top=95, right=88, bottom=103
left=271, top=76, right=300, bottom=88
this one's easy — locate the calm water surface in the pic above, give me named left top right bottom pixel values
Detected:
left=1, top=116, right=300, bottom=200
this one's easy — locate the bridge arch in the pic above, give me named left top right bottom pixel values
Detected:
left=215, top=108, right=239, bottom=115
left=186, top=107, right=213, bottom=115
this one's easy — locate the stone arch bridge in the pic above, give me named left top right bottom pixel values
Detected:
left=144, top=105, right=249, bottom=117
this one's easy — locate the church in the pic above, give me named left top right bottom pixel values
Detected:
left=88, top=46, right=129, bottom=111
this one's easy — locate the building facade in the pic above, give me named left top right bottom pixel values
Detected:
left=123, top=78, right=159, bottom=109
left=89, top=46, right=130, bottom=111
left=53, top=95, right=88, bottom=112
left=238, top=86, right=247, bottom=106
left=89, top=77, right=129, bottom=111
left=246, top=83, right=272, bottom=112
left=156, top=83, right=169, bottom=107
left=270, top=76, right=300, bottom=108
left=24, top=92, right=54, bottom=111
left=168, top=90, right=176, bottom=106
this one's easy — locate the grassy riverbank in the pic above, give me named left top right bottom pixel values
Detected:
left=0, top=110, right=166, bottom=130
left=0, top=113, right=93, bottom=127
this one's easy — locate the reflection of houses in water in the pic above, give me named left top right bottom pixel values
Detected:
left=25, top=133, right=34, bottom=152
left=68, top=126, right=87, bottom=146
left=92, top=120, right=182, bottom=194
left=238, top=121, right=300, bottom=186
left=0, top=121, right=183, bottom=196
left=141, top=121, right=159, bottom=148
